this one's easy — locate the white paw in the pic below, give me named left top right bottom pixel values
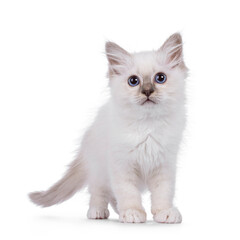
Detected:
left=154, top=207, right=182, bottom=223
left=119, top=209, right=146, bottom=223
left=87, top=207, right=110, bottom=219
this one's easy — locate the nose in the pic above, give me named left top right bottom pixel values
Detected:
left=141, top=84, right=154, bottom=97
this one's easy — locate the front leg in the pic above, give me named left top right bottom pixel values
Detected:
left=148, top=164, right=182, bottom=223
left=110, top=165, right=146, bottom=223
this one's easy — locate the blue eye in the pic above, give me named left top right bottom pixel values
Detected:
left=128, top=75, right=140, bottom=87
left=155, top=72, right=167, bottom=84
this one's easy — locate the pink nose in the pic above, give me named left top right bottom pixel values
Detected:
left=141, top=86, right=154, bottom=97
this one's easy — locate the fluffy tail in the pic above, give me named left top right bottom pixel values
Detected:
left=29, top=157, right=87, bottom=207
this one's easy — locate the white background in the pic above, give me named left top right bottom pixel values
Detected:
left=0, top=0, right=240, bottom=239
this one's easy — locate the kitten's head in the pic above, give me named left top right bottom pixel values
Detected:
left=105, top=33, right=188, bottom=114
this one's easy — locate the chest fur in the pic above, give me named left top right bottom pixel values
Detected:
left=129, top=132, right=166, bottom=172
left=117, top=120, right=169, bottom=172
left=110, top=113, right=184, bottom=175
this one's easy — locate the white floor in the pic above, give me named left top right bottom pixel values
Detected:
left=2, top=185, right=239, bottom=240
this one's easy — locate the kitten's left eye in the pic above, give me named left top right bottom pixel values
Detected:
left=128, top=75, right=140, bottom=87
left=155, top=72, right=167, bottom=84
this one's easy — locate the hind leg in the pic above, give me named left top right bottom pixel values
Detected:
left=87, top=184, right=110, bottom=219
left=109, top=196, right=119, bottom=214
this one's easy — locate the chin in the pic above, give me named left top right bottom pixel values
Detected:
left=137, top=101, right=159, bottom=109
left=142, top=100, right=156, bottom=106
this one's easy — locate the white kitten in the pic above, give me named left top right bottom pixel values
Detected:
left=29, top=33, right=188, bottom=223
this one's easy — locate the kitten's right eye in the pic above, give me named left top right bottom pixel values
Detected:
left=128, top=75, right=140, bottom=87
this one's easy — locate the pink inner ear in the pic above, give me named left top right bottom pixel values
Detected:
left=106, top=53, right=122, bottom=67
left=105, top=42, right=130, bottom=65
left=160, top=33, right=184, bottom=68
left=105, top=41, right=132, bottom=76
left=168, top=44, right=183, bottom=67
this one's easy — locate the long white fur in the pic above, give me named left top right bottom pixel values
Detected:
left=29, top=33, right=188, bottom=223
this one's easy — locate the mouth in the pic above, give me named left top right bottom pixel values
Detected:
left=141, top=98, right=156, bottom=105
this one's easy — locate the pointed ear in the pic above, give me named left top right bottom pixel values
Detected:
left=159, top=33, right=184, bottom=68
left=105, top=41, right=131, bottom=75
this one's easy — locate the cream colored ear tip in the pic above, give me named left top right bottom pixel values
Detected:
left=105, top=41, right=124, bottom=53
left=105, top=41, right=116, bottom=51
left=170, top=32, right=182, bottom=43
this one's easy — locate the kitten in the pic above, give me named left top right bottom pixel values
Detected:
left=29, top=33, right=188, bottom=223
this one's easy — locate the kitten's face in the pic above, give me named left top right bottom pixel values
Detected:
left=106, top=33, right=188, bottom=111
